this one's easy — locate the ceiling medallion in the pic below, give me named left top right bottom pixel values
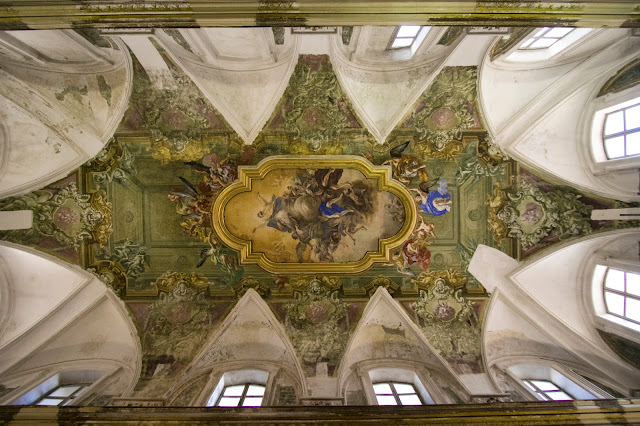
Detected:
left=213, top=155, right=416, bottom=274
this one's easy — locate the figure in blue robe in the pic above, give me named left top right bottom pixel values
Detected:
left=418, top=178, right=452, bottom=216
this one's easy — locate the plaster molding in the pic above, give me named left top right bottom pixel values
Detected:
left=0, top=113, right=10, bottom=196
left=337, top=287, right=468, bottom=397
left=490, top=233, right=640, bottom=383
left=577, top=64, right=640, bottom=179
left=0, top=69, right=104, bottom=198
left=0, top=242, right=141, bottom=387
left=0, top=29, right=120, bottom=74
left=0, top=256, right=14, bottom=342
left=329, top=31, right=459, bottom=144
left=153, top=31, right=299, bottom=145
left=578, top=232, right=640, bottom=347
left=185, top=289, right=307, bottom=397
left=99, top=36, right=134, bottom=144
left=479, top=34, right=640, bottom=201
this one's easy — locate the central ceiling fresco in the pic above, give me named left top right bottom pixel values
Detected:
left=0, top=37, right=634, bottom=400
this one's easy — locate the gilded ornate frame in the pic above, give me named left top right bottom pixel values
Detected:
left=212, top=155, right=416, bottom=274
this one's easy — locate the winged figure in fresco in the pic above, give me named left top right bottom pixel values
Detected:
left=388, top=217, right=436, bottom=276
left=383, top=140, right=428, bottom=184
left=252, top=169, right=374, bottom=263
left=168, top=156, right=242, bottom=275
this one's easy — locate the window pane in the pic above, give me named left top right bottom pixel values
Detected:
left=545, top=27, right=573, bottom=38
left=605, top=136, right=625, bottom=158
left=391, top=38, right=413, bottom=48
left=625, top=297, right=640, bottom=323
left=605, top=269, right=625, bottom=291
left=37, top=398, right=64, bottom=406
left=399, top=394, right=422, bottom=406
left=223, top=385, right=245, bottom=397
left=242, top=397, right=263, bottom=407
left=530, top=380, right=558, bottom=391
left=604, top=111, right=625, bottom=136
left=397, top=26, right=421, bottom=37
left=392, top=383, right=416, bottom=394
left=605, top=291, right=625, bottom=316
left=626, top=272, right=640, bottom=296
left=523, top=381, right=537, bottom=392
left=373, top=383, right=393, bottom=394
left=626, top=132, right=640, bottom=156
left=529, top=38, right=556, bottom=49
left=49, top=385, right=81, bottom=398
left=519, top=38, right=535, bottom=49
left=246, top=385, right=265, bottom=396
left=626, top=105, right=640, bottom=130
left=533, top=28, right=549, bottom=37
left=545, top=391, right=573, bottom=401
left=376, top=395, right=397, bottom=406
left=217, top=397, right=241, bottom=407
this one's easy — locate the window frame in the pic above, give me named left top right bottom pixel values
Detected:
left=387, top=26, right=423, bottom=50
left=601, top=102, right=640, bottom=160
left=521, top=379, right=574, bottom=401
left=9, top=369, right=106, bottom=406
left=518, top=27, right=576, bottom=51
left=507, top=364, right=606, bottom=401
left=504, top=27, right=592, bottom=63
left=33, top=383, right=90, bottom=406
left=365, top=367, right=436, bottom=405
left=588, top=88, right=640, bottom=172
left=214, top=383, right=265, bottom=408
left=205, top=369, right=270, bottom=408
left=372, top=381, right=424, bottom=406
left=602, top=267, right=640, bottom=326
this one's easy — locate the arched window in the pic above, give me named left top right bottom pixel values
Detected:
left=368, top=368, right=434, bottom=406
left=387, top=26, right=430, bottom=57
left=508, top=364, right=610, bottom=401
left=506, top=27, right=592, bottom=62
left=518, top=27, right=575, bottom=50
left=10, top=370, right=104, bottom=406
left=522, top=379, right=574, bottom=401
left=372, top=382, right=423, bottom=406
left=205, top=369, right=268, bottom=408
left=602, top=103, right=640, bottom=159
left=603, top=267, right=640, bottom=325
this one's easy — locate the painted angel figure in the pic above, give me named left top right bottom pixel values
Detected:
left=413, top=178, right=452, bottom=216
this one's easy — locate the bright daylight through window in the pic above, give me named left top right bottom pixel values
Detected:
left=603, top=267, right=640, bottom=325
left=389, top=26, right=423, bottom=49
left=519, top=27, right=575, bottom=50
left=373, top=382, right=423, bottom=406
left=34, top=384, right=88, bottom=406
left=602, top=103, right=640, bottom=159
left=214, top=384, right=265, bottom=407
left=522, top=380, right=574, bottom=401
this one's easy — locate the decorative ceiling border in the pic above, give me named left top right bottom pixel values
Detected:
left=212, top=155, right=416, bottom=274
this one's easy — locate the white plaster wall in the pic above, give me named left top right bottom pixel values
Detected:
left=478, top=29, right=640, bottom=201
left=479, top=60, right=574, bottom=133
left=330, top=27, right=460, bottom=143
left=0, top=31, right=131, bottom=198
left=155, top=29, right=298, bottom=145
left=0, top=243, right=141, bottom=401
left=189, top=290, right=303, bottom=381
left=510, top=234, right=626, bottom=345
left=0, top=244, right=85, bottom=347
left=472, top=237, right=640, bottom=392
left=16, top=296, right=139, bottom=375
left=484, top=296, right=580, bottom=365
